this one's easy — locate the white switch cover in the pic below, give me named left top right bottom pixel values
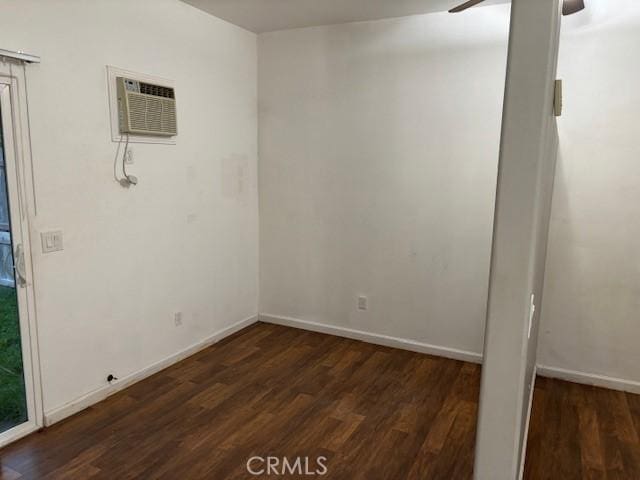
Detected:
left=357, top=296, right=368, bottom=311
left=41, top=230, right=63, bottom=253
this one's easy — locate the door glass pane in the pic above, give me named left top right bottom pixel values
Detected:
left=0, top=103, right=27, bottom=433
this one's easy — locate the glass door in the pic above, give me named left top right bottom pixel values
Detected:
left=0, top=76, right=42, bottom=446
left=0, top=107, right=27, bottom=434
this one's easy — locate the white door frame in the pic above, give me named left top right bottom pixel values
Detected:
left=0, top=63, right=44, bottom=448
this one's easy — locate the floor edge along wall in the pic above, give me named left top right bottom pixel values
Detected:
left=44, top=315, right=259, bottom=426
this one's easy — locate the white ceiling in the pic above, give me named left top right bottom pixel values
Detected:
left=182, top=0, right=508, bottom=33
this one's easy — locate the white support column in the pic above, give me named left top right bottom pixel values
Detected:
left=473, top=0, right=562, bottom=478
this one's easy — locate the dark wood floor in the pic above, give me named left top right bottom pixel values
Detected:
left=0, top=323, right=481, bottom=479
left=1, top=323, right=638, bottom=479
left=524, top=376, right=640, bottom=480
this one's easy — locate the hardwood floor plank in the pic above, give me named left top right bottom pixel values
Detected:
left=321, top=413, right=365, bottom=452
left=557, top=382, right=584, bottom=480
left=7, top=322, right=636, bottom=479
left=525, top=378, right=640, bottom=480
left=626, top=392, right=640, bottom=450
left=576, top=392, right=606, bottom=480
left=522, top=377, right=548, bottom=480
left=596, top=387, right=629, bottom=480
left=11, top=323, right=640, bottom=480
left=611, top=391, right=640, bottom=479
left=0, top=465, right=22, bottom=480
left=430, top=399, right=477, bottom=480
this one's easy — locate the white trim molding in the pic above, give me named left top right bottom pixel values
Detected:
left=259, top=313, right=483, bottom=364
left=44, top=315, right=258, bottom=426
left=0, top=49, right=40, bottom=64
left=518, top=366, right=537, bottom=480
left=0, top=67, right=45, bottom=438
left=537, top=365, right=640, bottom=395
left=0, top=422, right=39, bottom=450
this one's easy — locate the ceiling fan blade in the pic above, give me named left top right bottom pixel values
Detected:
left=449, top=0, right=487, bottom=13
left=563, top=0, right=585, bottom=15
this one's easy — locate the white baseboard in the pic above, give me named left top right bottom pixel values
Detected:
left=518, top=366, right=537, bottom=480
left=259, top=313, right=483, bottom=364
left=44, top=314, right=258, bottom=426
left=537, top=364, right=640, bottom=395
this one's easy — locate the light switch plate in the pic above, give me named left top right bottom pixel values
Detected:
left=41, top=230, right=63, bottom=253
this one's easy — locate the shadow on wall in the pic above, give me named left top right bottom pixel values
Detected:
left=538, top=0, right=640, bottom=385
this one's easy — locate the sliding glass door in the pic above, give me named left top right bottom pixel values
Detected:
left=0, top=97, right=27, bottom=435
left=0, top=75, right=42, bottom=447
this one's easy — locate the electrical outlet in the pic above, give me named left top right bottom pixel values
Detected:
left=357, top=296, right=368, bottom=311
left=174, top=312, right=183, bottom=327
left=125, top=148, right=134, bottom=165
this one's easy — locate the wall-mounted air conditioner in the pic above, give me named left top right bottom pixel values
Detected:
left=116, top=77, right=177, bottom=137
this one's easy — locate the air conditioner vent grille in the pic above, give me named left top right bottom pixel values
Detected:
left=139, top=82, right=175, bottom=99
left=117, top=76, right=177, bottom=137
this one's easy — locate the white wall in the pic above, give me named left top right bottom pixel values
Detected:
left=258, top=6, right=510, bottom=356
left=0, top=0, right=258, bottom=415
left=538, top=0, right=640, bottom=390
